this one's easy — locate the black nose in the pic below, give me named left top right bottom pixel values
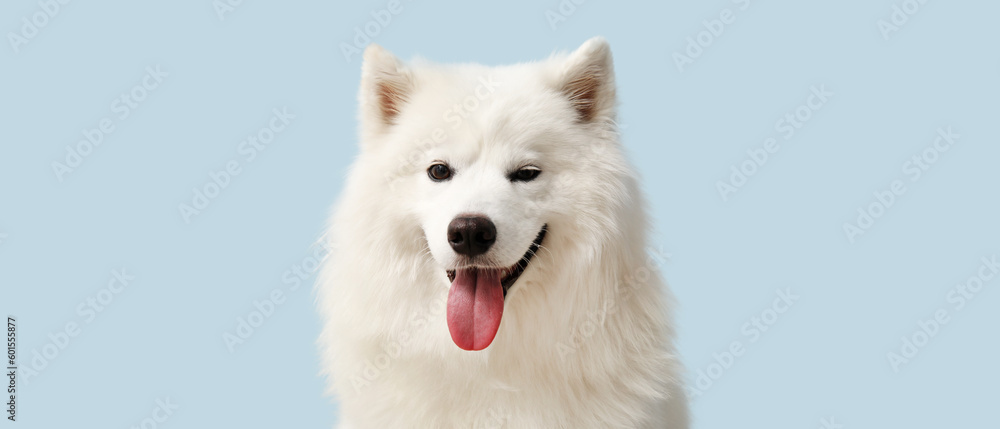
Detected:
left=448, top=215, right=496, bottom=257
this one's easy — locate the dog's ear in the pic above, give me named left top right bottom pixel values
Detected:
left=559, top=37, right=616, bottom=123
left=360, top=44, right=413, bottom=132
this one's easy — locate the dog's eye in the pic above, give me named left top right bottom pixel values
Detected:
left=510, top=166, right=541, bottom=182
left=427, top=163, right=452, bottom=182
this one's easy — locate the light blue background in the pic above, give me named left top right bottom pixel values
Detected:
left=2, top=0, right=998, bottom=427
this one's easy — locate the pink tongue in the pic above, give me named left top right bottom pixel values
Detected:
left=446, top=268, right=504, bottom=351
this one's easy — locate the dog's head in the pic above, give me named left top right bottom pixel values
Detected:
left=356, top=38, right=621, bottom=351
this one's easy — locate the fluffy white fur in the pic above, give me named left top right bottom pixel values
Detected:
left=317, top=38, right=689, bottom=428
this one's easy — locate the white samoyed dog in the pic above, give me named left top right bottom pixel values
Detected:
left=317, top=37, right=689, bottom=428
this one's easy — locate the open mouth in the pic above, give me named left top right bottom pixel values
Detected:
left=444, top=225, right=547, bottom=351
left=446, top=225, right=547, bottom=299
